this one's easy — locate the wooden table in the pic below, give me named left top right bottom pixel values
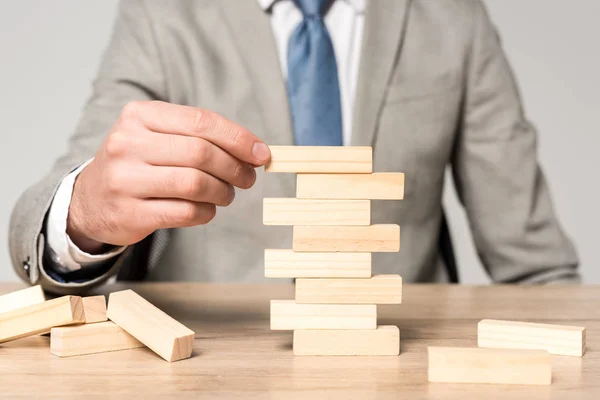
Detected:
left=0, top=283, right=598, bottom=399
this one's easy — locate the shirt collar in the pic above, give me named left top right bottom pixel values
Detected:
left=257, top=0, right=366, bottom=13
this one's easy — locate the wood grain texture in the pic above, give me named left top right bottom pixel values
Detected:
left=270, top=300, right=376, bottom=330
left=51, top=321, right=144, bottom=357
left=428, top=346, right=552, bottom=385
left=478, top=319, right=586, bottom=357
left=295, top=275, right=402, bottom=304
left=263, top=198, right=371, bottom=226
left=0, top=285, right=46, bottom=314
left=296, top=173, right=404, bottom=199
left=107, top=289, right=195, bottom=362
left=82, top=296, right=108, bottom=324
left=265, top=146, right=372, bottom=173
left=0, top=296, right=85, bottom=343
left=294, top=325, right=400, bottom=356
left=0, top=283, right=597, bottom=399
left=264, top=249, right=371, bottom=278
left=293, top=224, right=400, bottom=252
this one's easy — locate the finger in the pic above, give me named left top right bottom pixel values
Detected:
left=140, top=199, right=217, bottom=230
left=121, top=165, right=235, bottom=207
left=134, top=132, right=256, bottom=189
left=124, top=101, right=271, bottom=166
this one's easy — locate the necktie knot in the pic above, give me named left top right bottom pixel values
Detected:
left=293, top=0, right=331, bottom=18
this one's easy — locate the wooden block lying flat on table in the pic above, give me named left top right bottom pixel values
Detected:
left=428, top=347, right=551, bottom=385
left=82, top=296, right=107, bottom=323
left=294, top=325, right=400, bottom=356
left=265, top=146, right=372, bottom=173
left=107, top=290, right=195, bottom=362
left=478, top=319, right=586, bottom=357
left=293, top=225, right=399, bottom=252
left=295, top=275, right=402, bottom=304
left=263, top=198, right=370, bottom=226
left=51, top=321, right=144, bottom=357
left=265, top=250, right=371, bottom=278
left=0, top=296, right=85, bottom=343
left=0, top=285, right=46, bottom=314
left=270, top=300, right=376, bottom=330
left=296, top=173, right=404, bottom=199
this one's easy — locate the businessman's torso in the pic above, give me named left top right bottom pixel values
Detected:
left=144, top=0, right=471, bottom=282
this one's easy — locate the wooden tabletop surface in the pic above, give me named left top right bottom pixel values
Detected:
left=0, top=282, right=598, bottom=399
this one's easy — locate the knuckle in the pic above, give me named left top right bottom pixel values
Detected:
left=184, top=171, right=205, bottom=199
left=217, top=117, right=243, bottom=147
left=104, top=165, right=124, bottom=194
left=104, top=131, right=129, bottom=158
left=193, top=140, right=212, bottom=167
left=121, top=101, right=144, bottom=120
left=191, top=109, right=214, bottom=132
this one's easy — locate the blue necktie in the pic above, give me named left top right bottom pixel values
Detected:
left=287, top=0, right=343, bottom=146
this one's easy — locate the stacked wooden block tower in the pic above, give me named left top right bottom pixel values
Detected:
left=264, top=146, right=404, bottom=355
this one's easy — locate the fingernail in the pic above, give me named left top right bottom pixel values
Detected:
left=252, top=142, right=271, bottom=162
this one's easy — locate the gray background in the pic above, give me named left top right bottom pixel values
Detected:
left=1, top=1, right=598, bottom=283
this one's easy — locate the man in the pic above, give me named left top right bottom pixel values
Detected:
left=9, top=0, right=578, bottom=294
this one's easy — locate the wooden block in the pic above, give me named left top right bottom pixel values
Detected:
left=478, top=319, right=586, bottom=357
left=293, top=325, right=400, bottom=356
left=295, top=275, right=402, bottom=304
left=293, top=225, right=399, bottom=252
left=264, top=250, right=371, bottom=278
left=296, top=173, right=404, bottom=199
left=51, top=321, right=144, bottom=357
left=107, top=290, right=195, bottom=362
left=270, top=300, right=376, bottom=330
left=82, top=296, right=107, bottom=323
left=263, top=198, right=370, bottom=226
left=0, top=296, right=85, bottom=343
left=428, top=347, right=551, bottom=385
left=0, top=285, right=46, bottom=314
left=265, top=146, right=372, bottom=173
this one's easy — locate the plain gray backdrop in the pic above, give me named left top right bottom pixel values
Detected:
left=1, top=1, right=598, bottom=283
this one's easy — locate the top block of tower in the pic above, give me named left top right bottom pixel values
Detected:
left=265, top=146, right=372, bottom=173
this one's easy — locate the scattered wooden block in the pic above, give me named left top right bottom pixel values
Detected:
left=50, top=321, right=144, bottom=357
left=293, top=225, right=399, bottom=252
left=295, top=275, right=402, bottom=304
left=0, top=296, right=85, bottom=343
left=0, top=285, right=46, bottom=314
left=427, top=346, right=551, bottom=385
left=107, top=290, right=195, bottom=362
left=264, top=250, right=371, bottom=278
left=270, top=300, right=376, bottom=330
left=82, top=296, right=108, bottom=324
left=293, top=325, right=400, bottom=356
left=478, top=319, right=586, bottom=357
left=296, top=173, right=404, bottom=199
left=265, top=146, right=372, bottom=173
left=263, top=198, right=370, bottom=226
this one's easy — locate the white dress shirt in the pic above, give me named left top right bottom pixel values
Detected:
left=45, top=0, right=366, bottom=272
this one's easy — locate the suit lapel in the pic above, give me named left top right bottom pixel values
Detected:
left=219, top=0, right=295, bottom=146
left=351, top=0, right=411, bottom=146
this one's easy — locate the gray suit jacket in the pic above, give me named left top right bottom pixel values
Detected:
left=9, top=0, right=579, bottom=294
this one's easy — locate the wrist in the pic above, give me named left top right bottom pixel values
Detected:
left=66, top=174, right=105, bottom=254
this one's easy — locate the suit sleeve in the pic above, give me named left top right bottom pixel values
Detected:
left=451, top=1, right=579, bottom=283
left=9, top=0, right=167, bottom=294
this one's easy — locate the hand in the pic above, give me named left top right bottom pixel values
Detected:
left=67, top=101, right=271, bottom=253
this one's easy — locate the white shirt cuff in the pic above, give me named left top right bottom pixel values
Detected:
left=46, top=158, right=127, bottom=273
